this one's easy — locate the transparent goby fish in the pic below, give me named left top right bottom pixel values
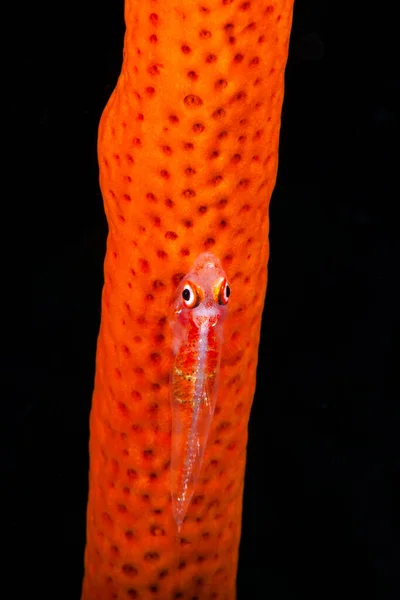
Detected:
left=170, top=252, right=231, bottom=530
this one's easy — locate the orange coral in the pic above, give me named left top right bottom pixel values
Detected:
left=82, top=1, right=294, bottom=599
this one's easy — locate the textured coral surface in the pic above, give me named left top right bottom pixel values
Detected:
left=82, top=1, right=294, bottom=599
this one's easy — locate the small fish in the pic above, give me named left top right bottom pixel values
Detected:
left=170, top=252, right=231, bottom=529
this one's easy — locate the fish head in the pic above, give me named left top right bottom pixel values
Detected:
left=173, top=252, right=231, bottom=328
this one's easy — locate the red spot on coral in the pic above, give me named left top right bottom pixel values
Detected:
left=212, top=175, right=223, bottom=186
left=182, top=189, right=196, bottom=198
left=149, top=34, right=158, bottom=43
left=217, top=197, right=228, bottom=208
left=153, top=329, right=165, bottom=341
left=160, top=169, right=170, bottom=179
left=146, top=86, right=156, bottom=96
left=173, top=273, right=185, bottom=286
left=127, top=469, right=138, bottom=480
left=204, top=238, right=216, bottom=249
left=146, top=192, right=157, bottom=202
left=139, top=259, right=150, bottom=273
left=213, top=108, right=226, bottom=119
left=102, top=512, right=112, bottom=526
left=165, top=231, right=178, bottom=240
left=149, top=13, right=159, bottom=25
left=184, top=95, right=203, bottom=107
left=148, top=64, right=163, bottom=76
left=181, top=45, right=191, bottom=54
left=144, top=551, right=160, bottom=562
left=235, top=91, right=247, bottom=103
left=192, top=123, right=206, bottom=136
left=122, top=564, right=138, bottom=576
left=200, top=29, right=212, bottom=39
left=215, top=78, right=228, bottom=90
left=124, top=194, right=131, bottom=202
left=184, top=142, right=194, bottom=151
left=121, top=345, right=131, bottom=357
left=148, top=402, right=159, bottom=414
left=151, top=352, right=161, bottom=364
left=233, top=54, right=244, bottom=63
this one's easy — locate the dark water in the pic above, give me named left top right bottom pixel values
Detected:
left=3, top=0, right=399, bottom=598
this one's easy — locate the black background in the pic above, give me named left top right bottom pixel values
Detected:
left=3, top=1, right=399, bottom=598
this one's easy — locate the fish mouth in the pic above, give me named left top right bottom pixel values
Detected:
left=192, top=310, right=220, bottom=328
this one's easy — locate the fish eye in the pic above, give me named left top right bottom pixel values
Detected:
left=182, top=282, right=202, bottom=308
left=216, top=279, right=231, bottom=305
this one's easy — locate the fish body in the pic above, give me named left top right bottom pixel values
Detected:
left=170, top=253, right=230, bottom=528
